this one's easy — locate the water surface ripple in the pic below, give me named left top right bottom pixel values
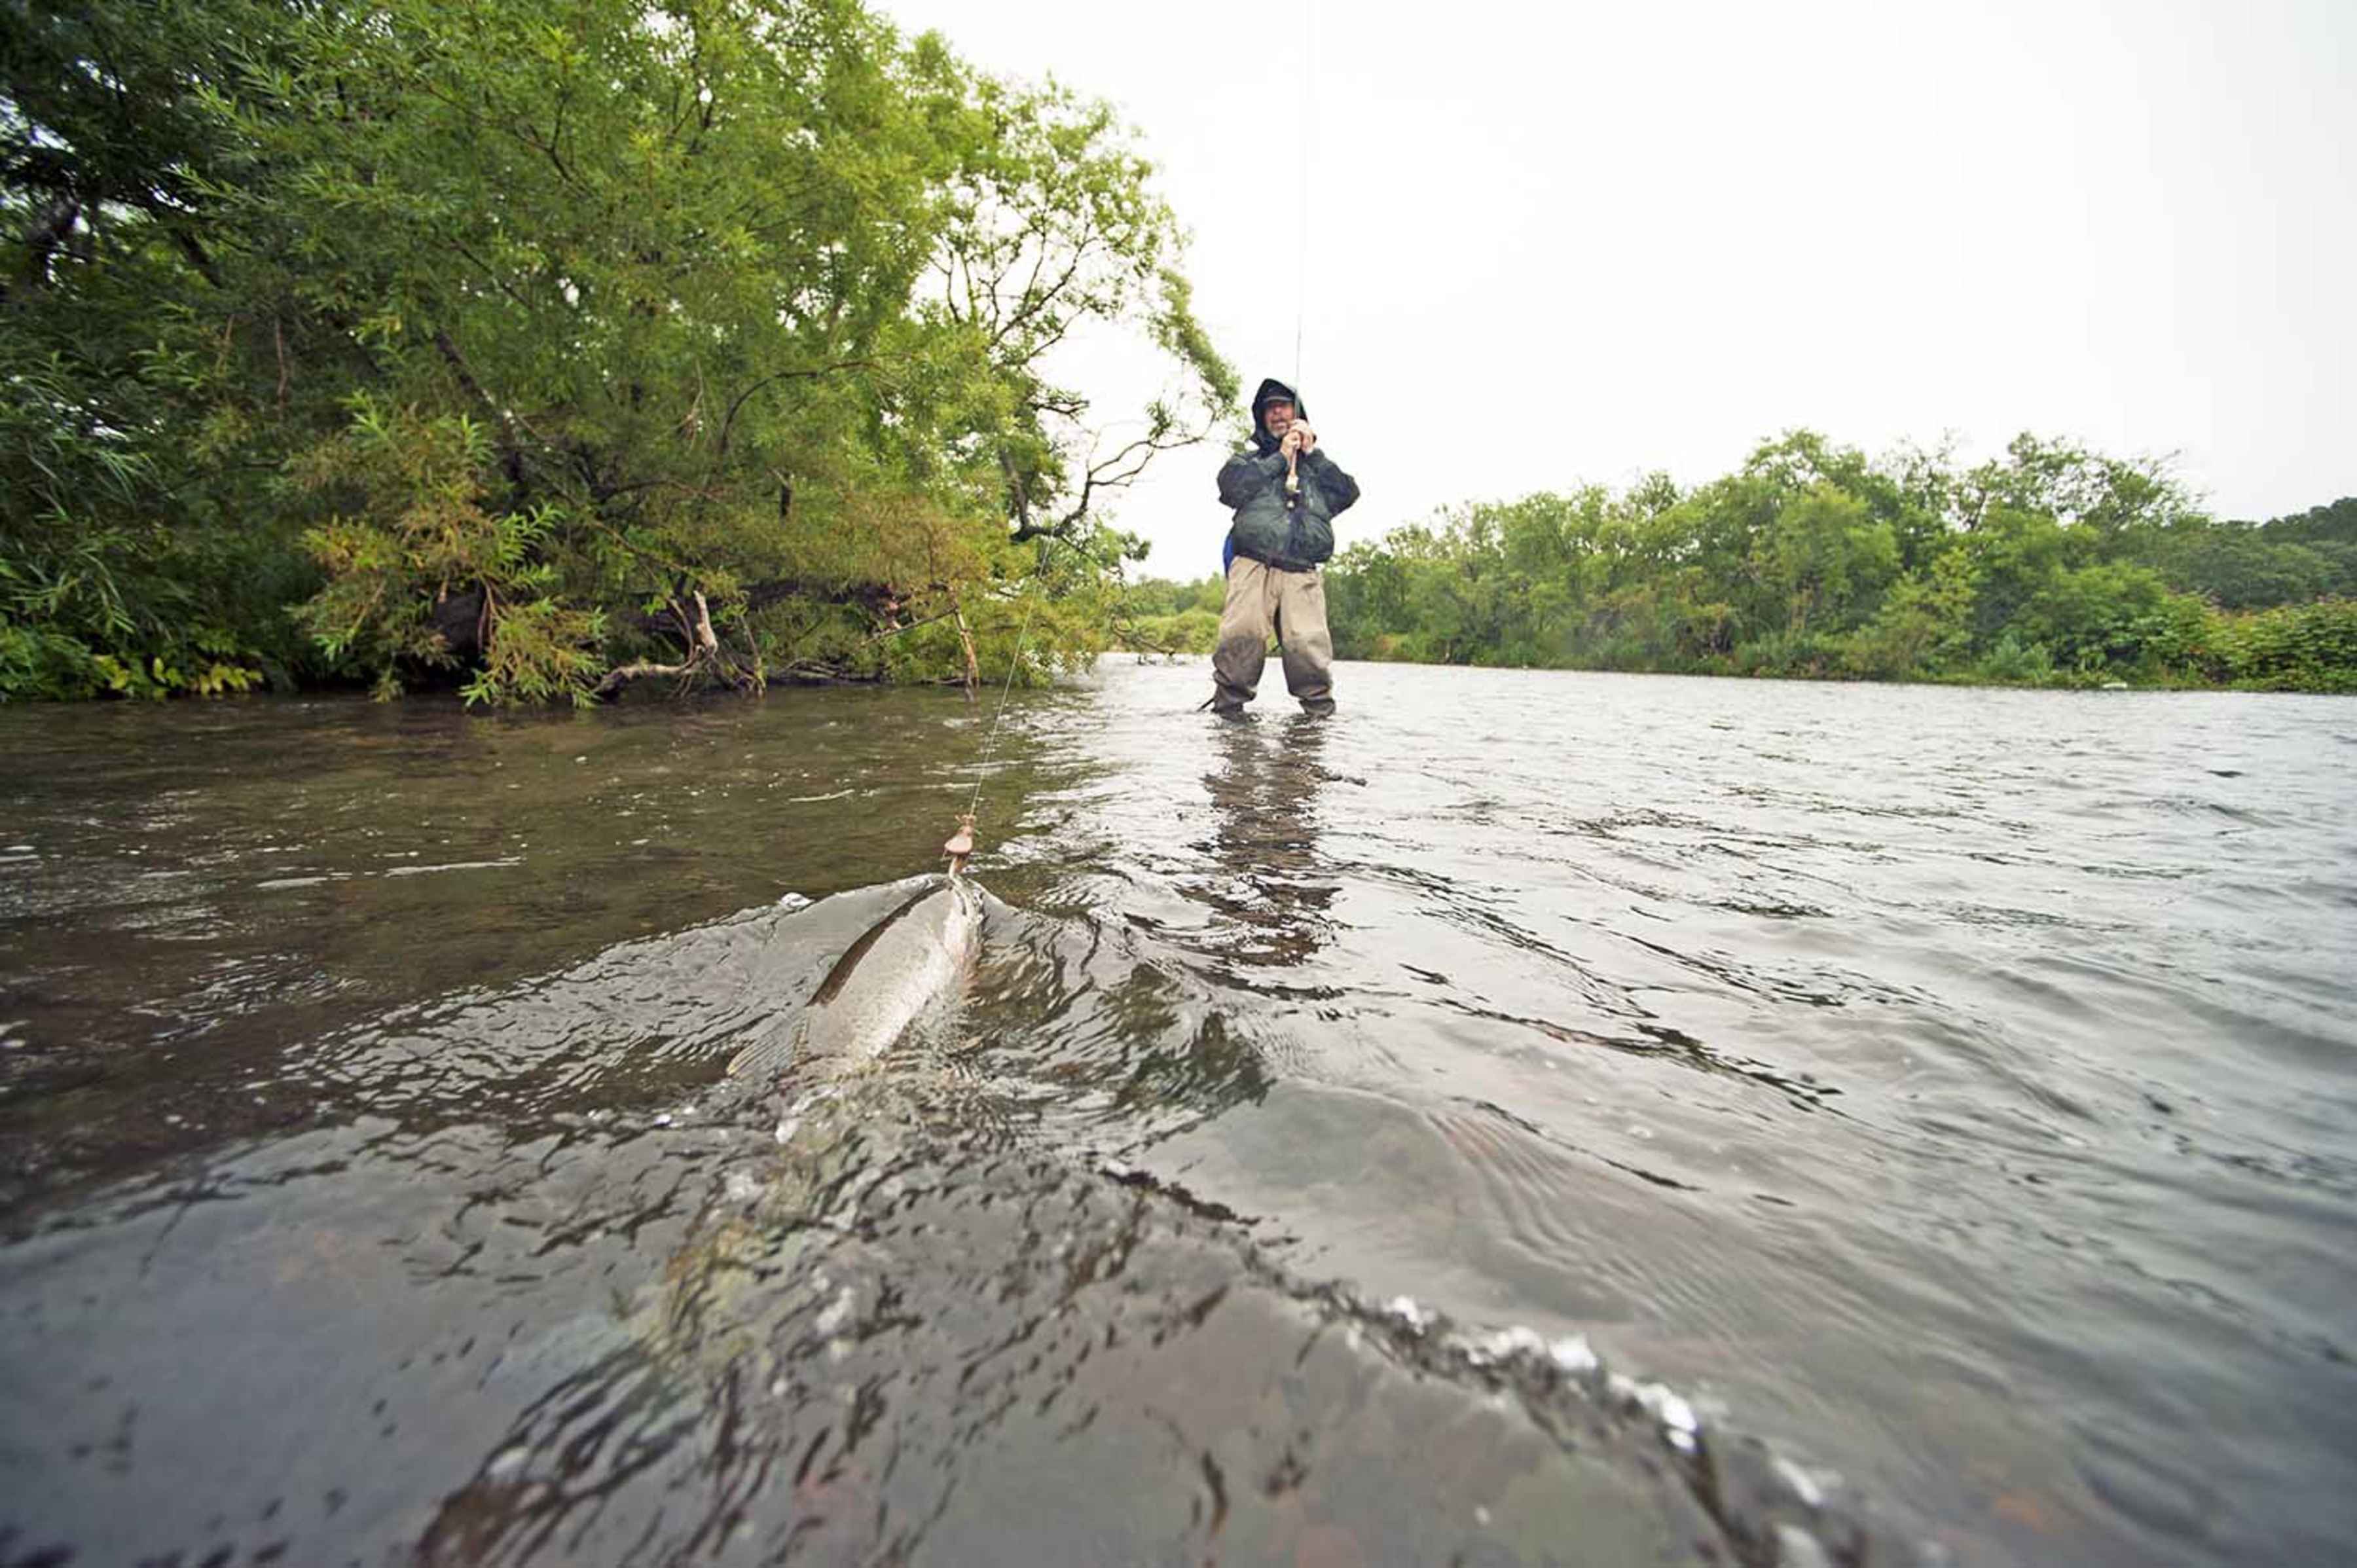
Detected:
left=2, top=662, right=2352, bottom=1566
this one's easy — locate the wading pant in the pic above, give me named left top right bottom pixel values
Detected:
left=1211, top=556, right=1335, bottom=715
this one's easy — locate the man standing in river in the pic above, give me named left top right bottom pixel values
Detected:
left=1211, top=377, right=1361, bottom=716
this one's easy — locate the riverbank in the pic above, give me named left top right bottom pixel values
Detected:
left=1117, top=596, right=2357, bottom=694
left=1118, top=439, right=2357, bottom=695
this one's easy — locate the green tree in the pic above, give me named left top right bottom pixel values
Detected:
left=2019, top=560, right=2184, bottom=677
left=1753, top=486, right=1898, bottom=635
left=1317, top=433, right=2356, bottom=693
left=1842, top=547, right=1975, bottom=680
left=2, top=0, right=1232, bottom=701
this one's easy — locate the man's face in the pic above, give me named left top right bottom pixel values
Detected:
left=1262, top=399, right=1296, bottom=439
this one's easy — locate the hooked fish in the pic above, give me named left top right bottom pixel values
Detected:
left=726, top=874, right=983, bottom=1082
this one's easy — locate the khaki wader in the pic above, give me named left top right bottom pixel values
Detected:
left=1211, top=556, right=1335, bottom=715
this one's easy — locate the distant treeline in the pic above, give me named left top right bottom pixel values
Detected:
left=1129, top=433, right=2357, bottom=693
left=2, top=0, right=1232, bottom=703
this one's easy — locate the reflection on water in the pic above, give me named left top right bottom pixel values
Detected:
left=3, top=663, right=2355, bottom=1567
left=1194, top=716, right=1342, bottom=977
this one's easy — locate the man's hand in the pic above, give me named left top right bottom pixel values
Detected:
left=1281, top=421, right=1317, bottom=457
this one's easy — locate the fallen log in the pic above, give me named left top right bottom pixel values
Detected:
left=594, top=591, right=756, bottom=697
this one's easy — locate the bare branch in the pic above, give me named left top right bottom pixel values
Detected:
left=713, top=357, right=879, bottom=458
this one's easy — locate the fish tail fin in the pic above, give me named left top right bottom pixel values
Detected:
left=727, top=1019, right=801, bottom=1081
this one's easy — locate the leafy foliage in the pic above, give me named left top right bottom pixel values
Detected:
left=289, top=401, right=604, bottom=702
left=1114, top=571, right=1223, bottom=655
left=1294, top=431, right=2356, bottom=693
left=2, top=0, right=1231, bottom=700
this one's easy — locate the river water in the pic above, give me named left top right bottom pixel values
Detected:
left=2, top=660, right=2351, bottom=1566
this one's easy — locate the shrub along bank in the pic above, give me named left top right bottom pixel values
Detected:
left=1288, top=434, right=2353, bottom=693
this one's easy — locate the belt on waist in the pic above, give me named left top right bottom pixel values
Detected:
left=1232, top=541, right=1317, bottom=573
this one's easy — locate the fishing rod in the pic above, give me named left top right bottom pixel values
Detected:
left=1287, top=0, right=1317, bottom=502
left=1294, top=0, right=1315, bottom=391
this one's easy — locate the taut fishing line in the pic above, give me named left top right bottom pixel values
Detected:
left=964, top=574, right=1044, bottom=826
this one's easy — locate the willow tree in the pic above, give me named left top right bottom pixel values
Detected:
left=2, top=0, right=1232, bottom=700
left=1, top=0, right=326, bottom=697
left=926, top=76, right=1235, bottom=551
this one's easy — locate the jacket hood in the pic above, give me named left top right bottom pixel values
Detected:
left=1249, top=376, right=1309, bottom=452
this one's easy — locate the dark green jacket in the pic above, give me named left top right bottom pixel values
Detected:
left=1217, top=377, right=1361, bottom=571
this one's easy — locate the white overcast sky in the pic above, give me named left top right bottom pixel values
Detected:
left=881, top=0, right=2356, bottom=577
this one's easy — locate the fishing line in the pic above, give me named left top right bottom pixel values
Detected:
left=964, top=575, right=1044, bottom=825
